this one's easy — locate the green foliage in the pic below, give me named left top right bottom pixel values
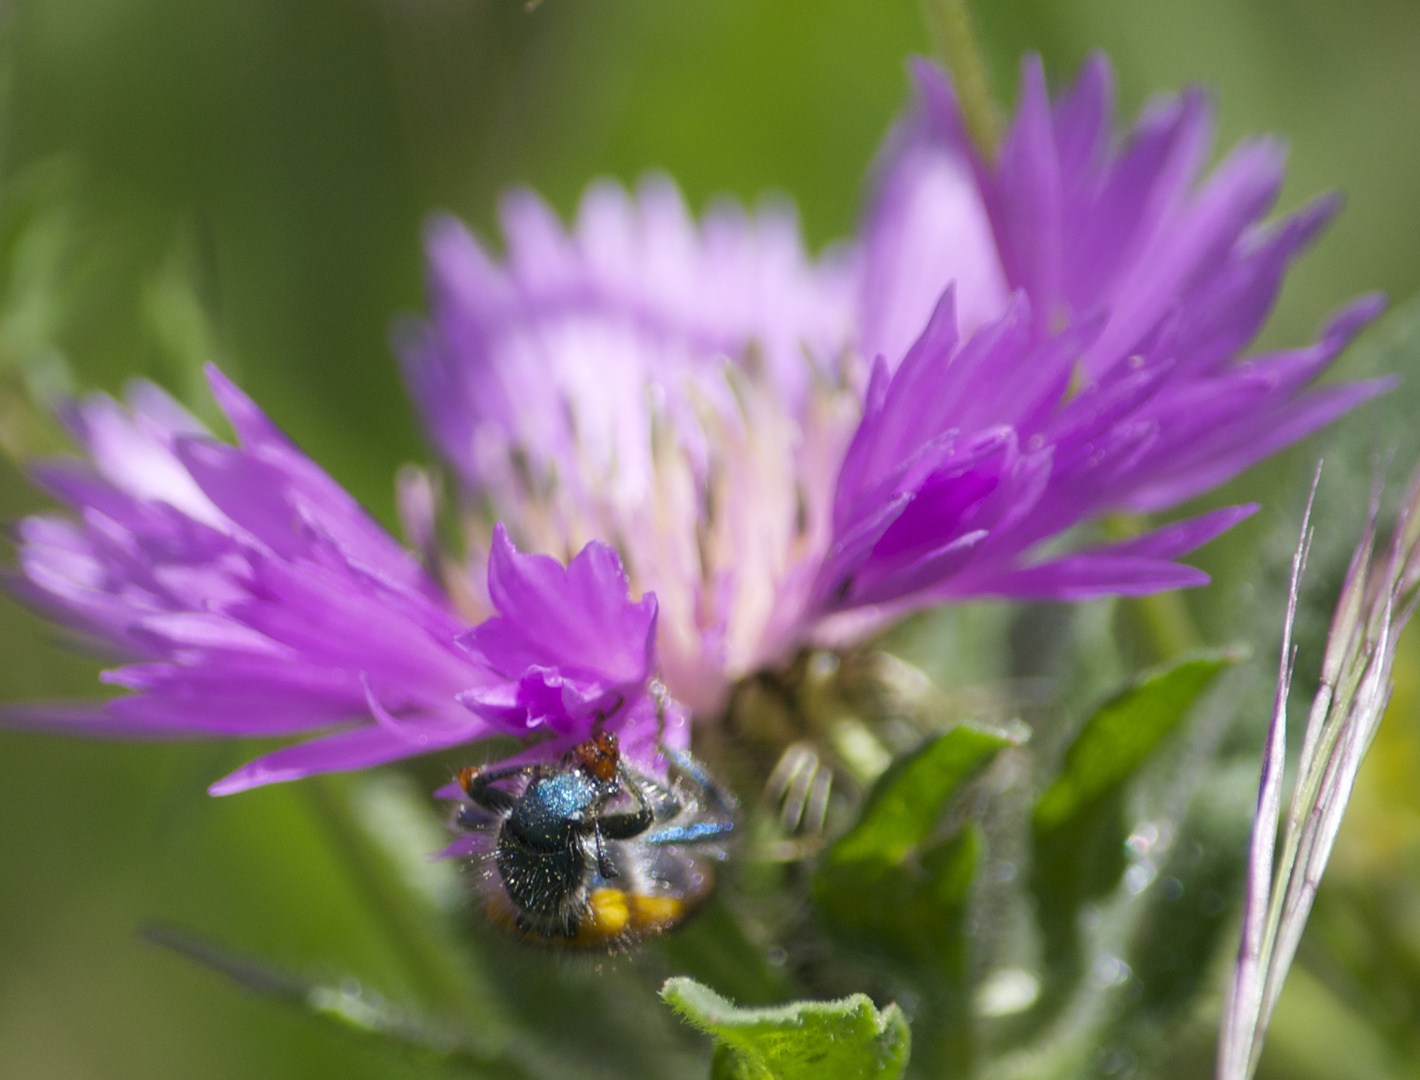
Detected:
left=1034, top=651, right=1239, bottom=834
left=141, top=922, right=522, bottom=1076
left=809, top=726, right=1016, bottom=1079
left=662, top=977, right=911, bottom=1080
left=1031, top=650, right=1238, bottom=975
left=1113, top=764, right=1256, bottom=1054
left=832, top=726, right=1017, bottom=864
left=655, top=894, right=794, bottom=1007
left=130, top=645, right=1257, bottom=1080
left=814, top=726, right=1016, bottom=968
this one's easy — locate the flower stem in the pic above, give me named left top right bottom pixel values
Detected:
left=920, top=0, right=1001, bottom=158
left=1135, top=590, right=1202, bottom=659
left=1105, top=513, right=1204, bottom=660
left=300, top=777, right=518, bottom=1060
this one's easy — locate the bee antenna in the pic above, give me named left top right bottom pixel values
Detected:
left=591, top=691, right=626, bottom=734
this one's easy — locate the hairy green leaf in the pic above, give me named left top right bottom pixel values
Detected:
left=831, top=724, right=1017, bottom=864
left=807, top=725, right=1016, bottom=1077
left=1035, top=651, right=1238, bottom=833
left=662, top=977, right=910, bottom=1080
left=813, top=725, right=1015, bottom=964
left=1106, top=763, right=1255, bottom=1070
left=1031, top=650, right=1237, bottom=974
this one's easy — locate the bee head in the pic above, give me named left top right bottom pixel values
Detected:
left=572, top=729, right=620, bottom=783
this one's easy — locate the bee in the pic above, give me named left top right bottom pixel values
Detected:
left=454, top=729, right=736, bottom=949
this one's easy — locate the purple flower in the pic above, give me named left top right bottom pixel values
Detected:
left=398, top=179, right=862, bottom=714
left=398, top=176, right=855, bottom=508
left=5, top=367, right=684, bottom=791
left=400, top=55, right=1391, bottom=714
left=4, top=53, right=1394, bottom=788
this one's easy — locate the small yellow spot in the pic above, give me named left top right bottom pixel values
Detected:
left=575, top=887, right=631, bottom=944
left=630, top=894, right=685, bottom=933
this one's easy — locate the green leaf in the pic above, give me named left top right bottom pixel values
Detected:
left=808, top=725, right=1016, bottom=1077
left=816, top=825, right=983, bottom=970
left=813, top=725, right=1017, bottom=966
left=830, top=724, right=1018, bottom=865
left=1031, top=650, right=1238, bottom=971
left=662, top=977, right=910, bottom=1080
left=1104, top=762, right=1256, bottom=1068
left=1034, top=651, right=1238, bottom=834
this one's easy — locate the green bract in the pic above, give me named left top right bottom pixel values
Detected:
left=662, top=977, right=911, bottom=1080
left=1033, top=651, right=1239, bottom=952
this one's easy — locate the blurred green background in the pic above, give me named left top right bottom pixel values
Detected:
left=1, top=0, right=1420, bottom=1077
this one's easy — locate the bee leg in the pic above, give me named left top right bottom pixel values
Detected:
left=594, top=829, right=617, bottom=879
left=599, top=764, right=656, bottom=840
left=599, top=803, right=654, bottom=840
left=459, top=763, right=539, bottom=814
left=642, top=818, right=736, bottom=846
left=591, top=692, right=626, bottom=732
left=635, top=750, right=738, bottom=847
left=666, top=749, right=739, bottom=819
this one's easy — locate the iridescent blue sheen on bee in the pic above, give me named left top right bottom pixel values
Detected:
left=451, top=729, right=735, bottom=949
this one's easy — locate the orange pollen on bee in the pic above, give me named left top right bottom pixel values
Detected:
left=627, top=892, right=686, bottom=935
left=569, top=888, right=689, bottom=947
left=580, top=887, right=631, bottom=940
left=481, top=887, right=690, bottom=950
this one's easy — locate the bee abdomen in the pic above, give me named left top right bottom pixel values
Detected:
left=495, top=833, right=591, bottom=937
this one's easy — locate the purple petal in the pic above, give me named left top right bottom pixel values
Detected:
left=1103, top=504, right=1259, bottom=559
left=204, top=365, right=293, bottom=453
left=1126, top=377, right=1397, bottom=513
left=1052, top=53, right=1113, bottom=189
left=456, top=666, right=607, bottom=737
left=466, top=524, right=657, bottom=688
left=0, top=701, right=199, bottom=739
left=101, top=658, right=367, bottom=734
left=1063, top=87, right=1211, bottom=318
left=434, top=834, right=487, bottom=860
left=958, top=555, right=1211, bottom=601
left=208, top=717, right=487, bottom=795
left=991, top=56, right=1064, bottom=324
left=1171, top=196, right=1341, bottom=373
left=861, top=65, right=1007, bottom=362
left=1083, top=137, right=1287, bottom=375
